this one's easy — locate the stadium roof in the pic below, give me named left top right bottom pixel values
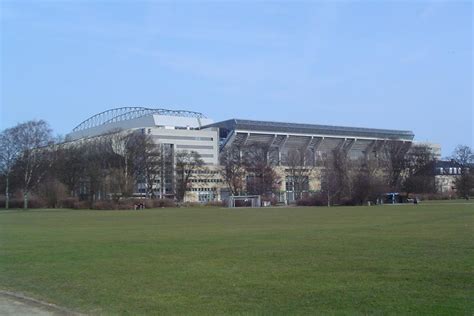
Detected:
left=73, top=107, right=207, bottom=132
left=203, top=119, right=414, bottom=141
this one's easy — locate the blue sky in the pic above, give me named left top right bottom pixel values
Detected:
left=1, top=1, right=472, bottom=156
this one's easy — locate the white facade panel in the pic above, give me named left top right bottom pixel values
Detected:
left=148, top=128, right=219, bottom=165
left=66, top=114, right=214, bottom=141
left=152, top=115, right=213, bottom=129
left=66, top=116, right=156, bottom=140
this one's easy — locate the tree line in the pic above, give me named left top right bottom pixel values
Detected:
left=0, top=119, right=473, bottom=209
left=219, top=141, right=474, bottom=206
left=0, top=120, right=203, bottom=209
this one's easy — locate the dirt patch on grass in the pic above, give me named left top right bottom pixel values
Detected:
left=0, top=291, right=83, bottom=316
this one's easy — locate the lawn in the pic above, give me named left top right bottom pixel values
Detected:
left=0, top=203, right=473, bottom=315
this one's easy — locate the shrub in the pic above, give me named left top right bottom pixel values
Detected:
left=2, top=195, right=176, bottom=210
left=91, top=200, right=117, bottom=210
left=116, top=199, right=136, bottom=210
left=59, top=197, right=79, bottom=209
left=416, top=193, right=454, bottom=201
left=339, top=198, right=357, bottom=206
left=0, top=194, right=47, bottom=209
left=72, top=200, right=90, bottom=209
left=152, top=198, right=176, bottom=208
left=179, top=201, right=224, bottom=208
left=0, top=192, right=47, bottom=208
left=143, top=199, right=154, bottom=209
left=180, top=201, right=201, bottom=208
left=36, top=179, right=68, bottom=208
left=296, top=193, right=326, bottom=206
left=262, top=195, right=278, bottom=206
left=27, top=198, right=46, bottom=208
left=204, top=200, right=225, bottom=207
left=0, top=198, right=23, bottom=208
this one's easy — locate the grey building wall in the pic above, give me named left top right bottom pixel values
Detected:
left=148, top=127, right=219, bottom=165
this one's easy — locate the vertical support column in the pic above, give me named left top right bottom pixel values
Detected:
left=269, top=134, right=278, bottom=166
left=343, top=138, right=356, bottom=156
left=302, top=136, right=313, bottom=167
left=313, top=137, right=324, bottom=166
left=373, top=139, right=387, bottom=158
left=160, top=143, right=164, bottom=199
left=364, top=140, right=377, bottom=160
left=242, top=133, right=250, bottom=146
left=171, top=143, right=176, bottom=200
left=336, top=138, right=347, bottom=152
left=279, top=135, right=289, bottom=166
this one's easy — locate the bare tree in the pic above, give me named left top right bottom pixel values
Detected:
left=285, top=149, right=313, bottom=201
left=9, top=120, right=53, bottom=208
left=331, top=148, right=353, bottom=203
left=451, top=145, right=474, bottom=166
left=125, top=132, right=164, bottom=198
left=175, top=150, right=204, bottom=202
left=0, top=127, right=22, bottom=209
left=242, top=143, right=279, bottom=197
left=321, top=148, right=354, bottom=206
left=451, top=145, right=474, bottom=199
left=110, top=131, right=132, bottom=197
left=384, top=142, right=411, bottom=191
left=351, top=158, right=389, bottom=205
left=53, top=144, right=85, bottom=197
left=402, top=145, right=436, bottom=195
left=219, top=145, right=246, bottom=196
left=320, top=154, right=338, bottom=206
left=81, top=138, right=114, bottom=206
left=55, top=132, right=166, bottom=203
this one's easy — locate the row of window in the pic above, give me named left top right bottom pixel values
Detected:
left=176, top=144, right=215, bottom=150
left=191, top=170, right=220, bottom=175
left=190, top=179, right=223, bottom=183
left=438, top=167, right=463, bottom=175
left=153, top=135, right=214, bottom=141
left=198, top=192, right=217, bottom=202
left=188, top=187, right=218, bottom=192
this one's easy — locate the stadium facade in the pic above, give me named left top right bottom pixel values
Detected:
left=205, top=119, right=414, bottom=163
left=66, top=107, right=415, bottom=203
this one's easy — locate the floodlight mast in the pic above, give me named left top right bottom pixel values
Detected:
left=72, top=107, right=207, bottom=132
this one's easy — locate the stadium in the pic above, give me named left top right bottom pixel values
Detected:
left=66, top=107, right=415, bottom=203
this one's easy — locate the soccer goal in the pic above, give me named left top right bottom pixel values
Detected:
left=228, top=195, right=261, bottom=208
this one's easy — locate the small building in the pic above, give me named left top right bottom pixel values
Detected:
left=434, top=160, right=463, bottom=193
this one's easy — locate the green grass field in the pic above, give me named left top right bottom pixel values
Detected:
left=1, top=203, right=473, bottom=315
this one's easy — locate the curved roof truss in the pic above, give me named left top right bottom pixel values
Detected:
left=72, top=107, right=207, bottom=132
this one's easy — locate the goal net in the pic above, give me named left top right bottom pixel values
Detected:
left=228, top=195, right=261, bottom=208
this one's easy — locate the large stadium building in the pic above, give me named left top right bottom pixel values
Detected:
left=66, top=107, right=415, bottom=203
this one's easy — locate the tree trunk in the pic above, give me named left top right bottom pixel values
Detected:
left=23, top=191, right=28, bottom=209
left=124, top=158, right=128, bottom=197
left=5, top=175, right=9, bottom=209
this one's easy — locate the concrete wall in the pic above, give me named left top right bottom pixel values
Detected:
left=149, top=127, right=219, bottom=165
left=435, top=175, right=458, bottom=193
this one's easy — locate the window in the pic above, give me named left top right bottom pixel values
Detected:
left=198, top=191, right=215, bottom=202
left=176, top=145, right=214, bottom=149
left=285, top=176, right=309, bottom=192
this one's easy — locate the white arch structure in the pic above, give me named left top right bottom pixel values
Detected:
left=72, top=107, right=207, bottom=132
